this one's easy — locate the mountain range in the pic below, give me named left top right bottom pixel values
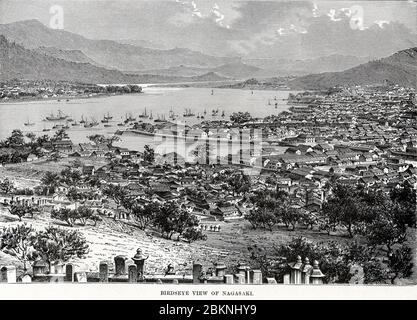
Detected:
left=0, top=19, right=415, bottom=88
left=289, top=47, right=417, bottom=89
left=0, top=36, right=228, bottom=83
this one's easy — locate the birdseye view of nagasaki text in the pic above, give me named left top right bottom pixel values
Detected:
left=0, top=0, right=416, bottom=290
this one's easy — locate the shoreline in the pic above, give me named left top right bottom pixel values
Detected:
left=0, top=92, right=143, bottom=106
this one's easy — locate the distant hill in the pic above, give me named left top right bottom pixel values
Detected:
left=289, top=47, right=417, bottom=89
left=212, top=62, right=261, bottom=79
left=0, top=36, right=229, bottom=84
left=35, top=46, right=99, bottom=65
left=243, top=55, right=372, bottom=77
left=0, top=19, right=238, bottom=71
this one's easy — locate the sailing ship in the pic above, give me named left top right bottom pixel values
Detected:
left=104, top=112, right=113, bottom=120
left=149, top=111, right=153, bottom=120
left=138, top=108, right=149, bottom=118
left=154, top=114, right=166, bottom=123
left=183, top=108, right=195, bottom=117
left=117, top=117, right=125, bottom=126
left=168, top=108, right=177, bottom=120
left=221, top=110, right=225, bottom=117
left=124, top=112, right=136, bottom=123
left=211, top=89, right=214, bottom=95
left=101, top=114, right=109, bottom=123
left=44, top=110, right=68, bottom=121
left=24, top=119, right=35, bottom=126
left=84, top=118, right=99, bottom=128
left=71, top=120, right=79, bottom=127
left=79, top=115, right=86, bottom=124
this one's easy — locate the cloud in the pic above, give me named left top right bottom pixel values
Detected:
left=374, top=20, right=390, bottom=29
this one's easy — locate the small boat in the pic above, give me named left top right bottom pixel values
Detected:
left=63, top=124, right=70, bottom=129
left=45, top=110, right=68, bottom=121
left=183, top=108, right=194, bottom=117
left=71, top=121, right=79, bottom=127
left=24, top=119, right=35, bottom=126
left=168, top=108, right=177, bottom=120
left=52, top=124, right=64, bottom=130
left=104, top=124, right=112, bottom=128
left=154, top=114, right=166, bottom=123
left=211, top=89, right=214, bottom=95
left=203, top=109, right=207, bottom=115
left=275, top=103, right=278, bottom=109
left=66, top=118, right=74, bottom=122
left=138, top=108, right=149, bottom=118
left=196, top=113, right=200, bottom=119
left=104, top=112, right=113, bottom=120
left=42, top=124, right=51, bottom=132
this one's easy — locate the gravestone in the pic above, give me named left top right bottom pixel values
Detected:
left=114, top=255, right=127, bottom=276
left=21, top=274, right=32, bottom=283
left=99, top=261, right=109, bottom=282
left=235, top=274, right=245, bottom=284
left=251, top=270, right=262, bottom=285
left=65, top=264, right=74, bottom=282
left=75, top=272, right=87, bottom=283
left=224, top=274, right=234, bottom=284
left=128, top=264, right=137, bottom=283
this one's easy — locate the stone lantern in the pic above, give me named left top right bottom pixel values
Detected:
left=132, top=248, right=149, bottom=281
left=33, top=259, right=49, bottom=276
left=310, top=260, right=325, bottom=284
left=214, top=263, right=227, bottom=278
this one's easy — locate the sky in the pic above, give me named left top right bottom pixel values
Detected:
left=1, top=0, right=416, bottom=59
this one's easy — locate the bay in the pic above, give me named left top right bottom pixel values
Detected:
left=0, top=87, right=294, bottom=151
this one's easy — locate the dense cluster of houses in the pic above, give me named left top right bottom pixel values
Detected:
left=1, top=84, right=416, bottom=225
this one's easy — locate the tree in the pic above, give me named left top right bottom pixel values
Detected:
left=182, top=227, right=207, bottom=243
left=60, top=167, right=82, bottom=186
left=8, top=203, right=38, bottom=221
left=321, top=184, right=362, bottom=237
left=366, top=208, right=407, bottom=255
left=53, top=129, right=67, bottom=141
left=143, top=145, right=155, bottom=163
left=51, top=208, right=78, bottom=227
left=227, top=171, right=251, bottom=196
left=153, top=202, right=179, bottom=239
left=31, top=226, right=89, bottom=271
left=387, top=245, right=413, bottom=284
left=25, top=132, right=37, bottom=144
left=153, top=202, right=203, bottom=241
left=76, top=206, right=95, bottom=226
left=230, top=112, right=252, bottom=124
left=68, top=158, right=83, bottom=169
left=41, top=171, right=60, bottom=195
left=390, top=182, right=416, bottom=228
left=103, top=184, right=128, bottom=220
left=129, top=202, right=159, bottom=230
left=0, top=178, right=14, bottom=194
left=6, top=129, right=25, bottom=147
left=0, top=224, right=36, bottom=270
